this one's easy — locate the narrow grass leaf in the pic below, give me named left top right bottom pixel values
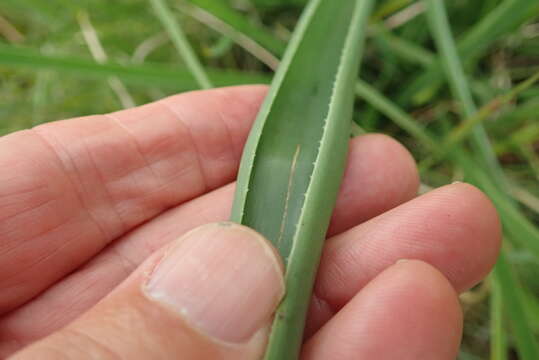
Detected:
left=420, top=71, right=539, bottom=171
left=423, top=0, right=539, bottom=285
left=371, top=24, right=435, bottom=68
left=355, top=79, right=437, bottom=148
left=353, top=71, right=539, bottom=261
left=77, top=11, right=136, bottom=109
left=509, top=184, right=539, bottom=216
left=179, top=3, right=280, bottom=69
left=496, top=122, right=539, bottom=155
left=372, top=0, right=413, bottom=21
left=231, top=0, right=374, bottom=358
left=149, top=0, right=213, bottom=89
left=493, top=250, right=539, bottom=360
left=424, top=0, right=505, bottom=183
left=443, top=72, right=539, bottom=150
left=459, top=0, right=539, bottom=61
left=490, top=274, right=507, bottom=360
left=402, top=0, right=539, bottom=105
left=0, top=44, right=269, bottom=89
left=184, top=0, right=286, bottom=57
left=455, top=150, right=539, bottom=258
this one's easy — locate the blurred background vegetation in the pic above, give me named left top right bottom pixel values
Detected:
left=0, top=0, right=538, bottom=358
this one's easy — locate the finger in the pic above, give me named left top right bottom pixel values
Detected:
left=104, top=133, right=418, bottom=259
left=307, top=183, right=500, bottom=337
left=9, top=223, right=284, bottom=360
left=302, top=260, right=462, bottom=360
left=328, top=134, right=418, bottom=236
left=0, top=133, right=418, bottom=332
left=0, top=86, right=266, bottom=312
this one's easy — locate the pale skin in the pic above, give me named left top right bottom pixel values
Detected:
left=0, top=85, right=501, bottom=359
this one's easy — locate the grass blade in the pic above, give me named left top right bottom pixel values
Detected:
left=423, top=0, right=539, bottom=264
left=231, top=0, right=374, bottom=358
left=419, top=71, right=539, bottom=171
left=493, top=250, right=539, bottom=360
left=355, top=68, right=539, bottom=269
left=179, top=3, right=280, bottom=69
left=0, top=44, right=269, bottom=89
left=424, top=0, right=505, bottom=182
left=509, top=184, right=539, bottom=215
left=424, top=0, right=477, bottom=118
left=371, top=24, right=435, bottom=67
left=149, top=0, right=213, bottom=89
left=439, top=72, right=539, bottom=150
left=184, top=0, right=286, bottom=57
left=454, top=151, right=539, bottom=259
left=353, top=72, right=539, bottom=261
left=490, top=274, right=507, bottom=360
left=372, top=0, right=413, bottom=21
left=459, top=0, right=539, bottom=62
left=355, top=79, right=437, bottom=149
left=77, top=11, right=136, bottom=109
left=402, top=0, right=539, bottom=105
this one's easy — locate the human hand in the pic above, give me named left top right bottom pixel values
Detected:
left=0, top=86, right=501, bottom=359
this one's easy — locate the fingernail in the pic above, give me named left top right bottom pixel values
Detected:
left=144, top=222, right=284, bottom=343
left=396, top=259, right=409, bottom=265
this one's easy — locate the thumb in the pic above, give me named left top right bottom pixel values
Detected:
left=11, top=223, right=285, bottom=360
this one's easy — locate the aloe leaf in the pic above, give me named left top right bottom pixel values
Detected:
left=230, top=0, right=374, bottom=358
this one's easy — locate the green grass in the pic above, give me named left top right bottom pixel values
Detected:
left=0, top=0, right=538, bottom=358
left=149, top=0, right=213, bottom=88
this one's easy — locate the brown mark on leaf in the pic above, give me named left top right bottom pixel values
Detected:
left=277, top=145, right=301, bottom=247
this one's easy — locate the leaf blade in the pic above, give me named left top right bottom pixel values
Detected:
left=0, top=44, right=269, bottom=89
left=402, top=0, right=539, bottom=105
left=184, top=0, right=286, bottom=57
left=149, top=0, right=213, bottom=89
left=230, top=0, right=374, bottom=358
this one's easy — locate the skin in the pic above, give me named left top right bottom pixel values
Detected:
left=0, top=86, right=501, bottom=359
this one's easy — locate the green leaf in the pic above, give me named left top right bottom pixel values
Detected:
left=420, top=71, right=539, bottom=171
left=425, top=0, right=504, bottom=182
left=402, top=0, right=539, bottom=105
left=149, top=0, right=213, bottom=89
left=251, top=0, right=307, bottom=9
left=355, top=79, right=437, bottom=149
left=352, top=71, right=539, bottom=264
left=184, top=0, right=286, bottom=57
left=370, top=24, right=435, bottom=68
left=493, top=250, right=539, bottom=360
left=490, top=273, right=507, bottom=360
left=422, top=10, right=539, bottom=317
left=0, top=44, right=269, bottom=89
left=230, top=0, right=374, bottom=358
left=372, top=0, right=413, bottom=21
left=455, top=151, right=539, bottom=260
left=496, top=122, right=539, bottom=154
left=354, top=61, right=539, bottom=265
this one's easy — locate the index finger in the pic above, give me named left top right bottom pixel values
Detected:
left=0, top=85, right=266, bottom=312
